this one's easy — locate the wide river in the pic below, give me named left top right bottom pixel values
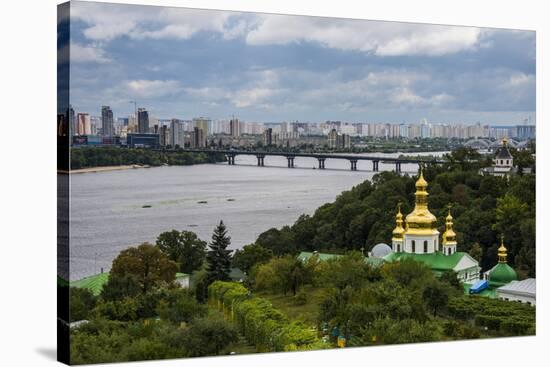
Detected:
left=69, top=152, right=445, bottom=280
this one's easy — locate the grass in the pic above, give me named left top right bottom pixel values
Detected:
left=257, top=286, right=327, bottom=326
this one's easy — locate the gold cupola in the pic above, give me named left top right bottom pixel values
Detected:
left=392, top=203, right=405, bottom=241
left=405, top=167, right=438, bottom=235
left=498, top=234, right=508, bottom=263
left=442, top=205, right=457, bottom=245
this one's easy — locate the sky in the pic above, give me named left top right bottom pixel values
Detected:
left=64, top=1, right=536, bottom=125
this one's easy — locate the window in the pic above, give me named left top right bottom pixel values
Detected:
left=423, top=240, right=428, bottom=253
left=506, top=159, right=509, bottom=165
left=411, top=240, right=415, bottom=253
left=397, top=244, right=400, bottom=252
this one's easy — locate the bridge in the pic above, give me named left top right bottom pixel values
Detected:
left=181, top=149, right=446, bottom=172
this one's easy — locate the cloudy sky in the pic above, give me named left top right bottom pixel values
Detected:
left=65, top=1, right=535, bottom=124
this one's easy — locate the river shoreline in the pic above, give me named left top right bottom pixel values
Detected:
left=70, top=164, right=152, bottom=174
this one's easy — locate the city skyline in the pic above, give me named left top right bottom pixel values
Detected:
left=66, top=2, right=535, bottom=125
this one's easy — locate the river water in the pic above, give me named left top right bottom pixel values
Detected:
left=68, top=152, right=445, bottom=280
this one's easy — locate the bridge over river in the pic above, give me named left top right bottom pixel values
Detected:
left=180, top=149, right=446, bottom=172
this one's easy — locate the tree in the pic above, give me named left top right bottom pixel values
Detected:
left=110, top=243, right=178, bottom=294
left=182, top=316, right=238, bottom=357
left=70, top=287, right=97, bottom=322
left=423, top=280, right=450, bottom=317
left=206, top=221, right=233, bottom=283
left=156, top=230, right=207, bottom=274
left=232, top=243, right=273, bottom=273
left=469, top=242, right=483, bottom=262
left=101, top=273, right=141, bottom=301
left=156, top=288, right=207, bottom=324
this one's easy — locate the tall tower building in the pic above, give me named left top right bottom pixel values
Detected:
left=101, top=106, right=114, bottom=137
left=230, top=118, right=241, bottom=137
left=170, top=118, right=182, bottom=148
left=67, top=105, right=75, bottom=137
left=138, top=108, right=149, bottom=133
left=76, top=113, right=91, bottom=135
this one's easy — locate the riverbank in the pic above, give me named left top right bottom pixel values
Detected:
left=70, top=164, right=152, bottom=174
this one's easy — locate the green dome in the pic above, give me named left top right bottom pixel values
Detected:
left=488, top=263, right=517, bottom=287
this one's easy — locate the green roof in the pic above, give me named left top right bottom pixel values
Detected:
left=382, top=251, right=469, bottom=273
left=70, top=272, right=110, bottom=296
left=297, top=251, right=343, bottom=262
left=488, top=263, right=517, bottom=288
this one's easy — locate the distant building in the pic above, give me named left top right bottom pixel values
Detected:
left=263, top=128, right=273, bottom=146
left=67, top=105, right=75, bottom=137
left=328, top=129, right=338, bottom=149
left=137, top=108, right=149, bottom=133
left=190, top=126, right=205, bottom=148
left=127, top=133, right=159, bottom=148
left=193, top=117, right=210, bottom=137
left=101, top=106, right=114, bottom=137
left=76, top=113, right=91, bottom=135
left=480, top=138, right=516, bottom=177
left=230, top=118, right=241, bottom=137
left=516, top=125, right=536, bottom=140
left=170, top=118, right=182, bottom=148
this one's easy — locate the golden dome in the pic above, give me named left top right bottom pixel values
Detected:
left=405, top=168, right=438, bottom=235
left=442, top=205, right=457, bottom=245
left=392, top=203, right=405, bottom=240
left=498, top=234, right=508, bottom=263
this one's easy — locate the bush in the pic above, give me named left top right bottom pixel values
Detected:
left=294, top=290, right=308, bottom=305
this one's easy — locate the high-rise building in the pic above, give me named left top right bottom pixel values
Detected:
left=170, top=118, right=182, bottom=148
left=138, top=108, right=149, bottom=133
left=101, top=106, right=114, bottom=137
left=76, top=113, right=91, bottom=135
left=230, top=118, right=241, bottom=137
left=263, top=128, right=273, bottom=146
left=192, top=117, right=210, bottom=137
left=67, top=105, right=75, bottom=137
left=190, top=126, right=205, bottom=148
left=328, top=129, right=338, bottom=149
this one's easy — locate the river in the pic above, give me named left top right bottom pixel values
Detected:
left=68, top=151, right=446, bottom=280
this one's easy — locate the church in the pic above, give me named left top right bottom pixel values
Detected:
left=382, top=169, right=481, bottom=284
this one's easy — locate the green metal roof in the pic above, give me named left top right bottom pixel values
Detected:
left=488, top=263, right=518, bottom=288
left=297, top=251, right=343, bottom=262
left=382, top=251, right=468, bottom=272
left=70, top=272, right=110, bottom=296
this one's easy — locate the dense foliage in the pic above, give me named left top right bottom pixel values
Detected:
left=206, top=221, right=233, bottom=283
left=255, top=149, right=536, bottom=277
left=208, top=281, right=325, bottom=352
left=156, top=230, right=207, bottom=274
left=70, top=147, right=225, bottom=169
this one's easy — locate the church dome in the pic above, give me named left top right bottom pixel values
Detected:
left=405, top=169, right=438, bottom=234
left=371, top=243, right=392, bottom=258
left=488, top=235, right=517, bottom=287
left=489, top=263, right=518, bottom=287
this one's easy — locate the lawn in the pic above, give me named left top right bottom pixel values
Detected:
left=257, top=286, right=327, bottom=326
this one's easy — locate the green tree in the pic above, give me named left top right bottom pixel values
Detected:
left=70, top=287, right=97, bottom=322
left=206, top=221, right=233, bottom=283
left=232, top=243, right=273, bottom=274
left=182, top=316, right=238, bottom=356
left=110, top=243, right=178, bottom=294
left=101, top=273, right=141, bottom=301
left=422, top=280, right=450, bottom=316
left=156, top=230, right=207, bottom=274
left=156, top=288, right=207, bottom=324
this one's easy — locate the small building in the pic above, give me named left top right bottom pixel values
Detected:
left=484, top=236, right=518, bottom=288
left=175, top=273, right=190, bottom=288
left=496, top=278, right=536, bottom=305
left=480, top=137, right=516, bottom=177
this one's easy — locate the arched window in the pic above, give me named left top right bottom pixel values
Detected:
left=397, top=244, right=400, bottom=252
left=411, top=240, right=416, bottom=253
left=423, top=240, right=428, bottom=253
